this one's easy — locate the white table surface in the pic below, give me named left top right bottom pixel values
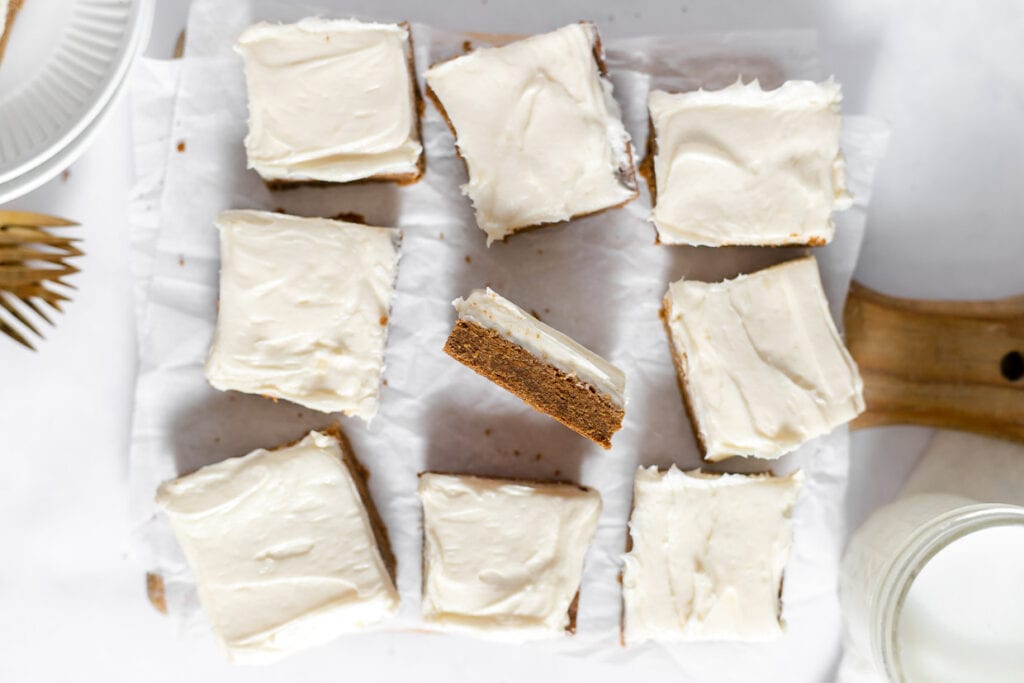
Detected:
left=1, top=1, right=1022, bottom=680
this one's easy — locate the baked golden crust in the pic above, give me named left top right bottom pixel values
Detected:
left=146, top=571, right=168, bottom=615
left=660, top=299, right=709, bottom=458
left=638, top=115, right=658, bottom=209
left=589, top=26, right=639, bottom=198
left=320, top=425, right=398, bottom=583
left=444, top=319, right=624, bottom=448
left=566, top=590, right=580, bottom=634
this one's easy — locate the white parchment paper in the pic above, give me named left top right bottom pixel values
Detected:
left=128, top=1, right=890, bottom=678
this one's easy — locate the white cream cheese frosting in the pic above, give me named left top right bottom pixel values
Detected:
left=418, top=473, right=602, bottom=639
left=664, top=256, right=864, bottom=460
left=453, top=287, right=626, bottom=407
left=205, top=210, right=400, bottom=420
left=622, top=466, right=803, bottom=643
left=156, top=431, right=399, bottom=663
left=236, top=18, right=422, bottom=183
left=649, top=79, right=852, bottom=246
left=425, top=22, right=637, bottom=244
left=0, top=1, right=9, bottom=40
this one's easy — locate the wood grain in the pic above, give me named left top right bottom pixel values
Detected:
left=845, top=282, right=1024, bottom=441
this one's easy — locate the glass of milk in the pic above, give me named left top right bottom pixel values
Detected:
left=840, top=494, right=1024, bottom=682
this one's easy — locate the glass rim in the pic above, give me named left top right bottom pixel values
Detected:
left=871, top=502, right=1024, bottom=682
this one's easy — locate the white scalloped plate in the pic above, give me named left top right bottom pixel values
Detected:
left=0, top=0, right=152, bottom=189
left=0, top=61, right=122, bottom=204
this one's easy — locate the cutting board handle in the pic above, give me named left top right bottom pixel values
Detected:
left=845, top=282, right=1024, bottom=441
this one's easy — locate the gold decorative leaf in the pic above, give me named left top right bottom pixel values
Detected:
left=0, top=211, right=77, bottom=228
left=0, top=212, right=82, bottom=350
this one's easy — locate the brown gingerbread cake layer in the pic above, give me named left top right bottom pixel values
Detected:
left=325, top=424, right=398, bottom=583
left=638, top=115, right=659, bottom=209
left=566, top=591, right=580, bottom=634
left=444, top=319, right=624, bottom=448
left=660, top=298, right=709, bottom=459
left=0, top=0, right=24, bottom=62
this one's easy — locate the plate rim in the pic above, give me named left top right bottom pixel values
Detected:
left=0, top=0, right=155, bottom=185
left=0, top=63, right=127, bottom=205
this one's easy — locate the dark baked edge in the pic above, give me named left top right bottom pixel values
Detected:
left=321, top=424, right=398, bottom=584
left=660, top=296, right=710, bottom=458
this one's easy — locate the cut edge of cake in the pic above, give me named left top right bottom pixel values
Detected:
left=637, top=113, right=659, bottom=233
left=443, top=289, right=625, bottom=449
left=659, top=297, right=710, bottom=458
left=324, top=424, right=398, bottom=584
left=205, top=209, right=402, bottom=421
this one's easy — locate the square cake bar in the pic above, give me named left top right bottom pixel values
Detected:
left=419, top=472, right=601, bottom=639
left=622, top=466, right=802, bottom=643
left=663, top=256, right=864, bottom=460
left=205, top=210, right=400, bottom=420
left=646, top=79, right=851, bottom=246
left=236, top=18, right=423, bottom=185
left=156, top=429, right=399, bottom=663
left=425, top=22, right=637, bottom=243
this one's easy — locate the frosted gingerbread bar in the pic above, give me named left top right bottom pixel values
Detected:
left=236, top=18, right=424, bottom=186
left=663, top=256, right=864, bottom=460
left=205, top=210, right=400, bottom=420
left=419, top=472, right=601, bottom=639
left=622, top=466, right=802, bottom=643
left=156, top=429, right=399, bottom=663
left=425, top=22, right=638, bottom=244
left=444, top=288, right=626, bottom=448
left=645, top=79, right=851, bottom=246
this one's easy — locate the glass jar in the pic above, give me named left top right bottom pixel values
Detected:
left=840, top=493, right=1024, bottom=682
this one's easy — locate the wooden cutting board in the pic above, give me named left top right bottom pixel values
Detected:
left=845, top=282, right=1024, bottom=441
